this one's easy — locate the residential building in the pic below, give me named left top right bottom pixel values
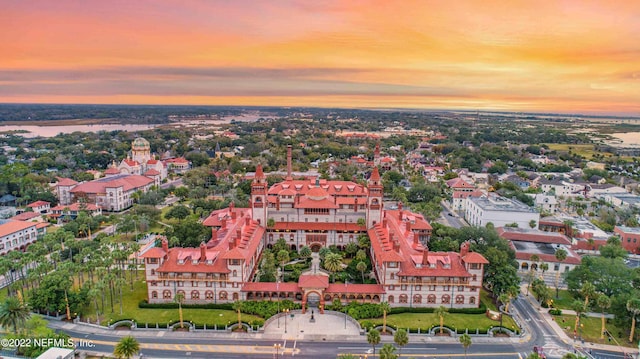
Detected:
left=26, top=200, right=50, bottom=214
left=0, top=220, right=41, bottom=255
left=614, top=226, right=640, bottom=254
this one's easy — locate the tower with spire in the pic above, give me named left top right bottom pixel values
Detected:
left=251, top=164, right=268, bottom=225
left=367, top=167, right=383, bottom=228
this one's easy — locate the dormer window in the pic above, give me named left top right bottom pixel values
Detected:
left=192, top=259, right=199, bottom=265
left=206, top=260, right=213, bottom=265
left=178, top=259, right=184, bottom=265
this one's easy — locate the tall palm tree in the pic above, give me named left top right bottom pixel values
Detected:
left=323, top=253, right=343, bottom=281
left=367, top=328, right=380, bottom=357
left=627, top=298, right=640, bottom=342
left=232, top=300, right=244, bottom=330
left=570, top=300, right=586, bottom=333
left=434, top=306, right=448, bottom=334
left=596, top=293, right=611, bottom=340
left=459, top=333, right=472, bottom=358
left=393, top=328, right=408, bottom=356
left=380, top=301, right=390, bottom=334
left=580, top=282, right=596, bottom=309
left=0, top=296, right=30, bottom=334
left=554, top=248, right=567, bottom=298
left=379, top=343, right=397, bottom=359
left=356, top=261, right=367, bottom=283
left=113, top=336, right=140, bottom=359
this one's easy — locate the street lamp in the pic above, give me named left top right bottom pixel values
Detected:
left=283, top=308, right=290, bottom=333
left=273, top=343, right=282, bottom=359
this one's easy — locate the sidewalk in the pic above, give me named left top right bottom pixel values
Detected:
left=521, top=287, right=639, bottom=356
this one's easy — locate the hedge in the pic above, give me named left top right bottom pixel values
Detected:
left=139, top=300, right=233, bottom=310
left=389, top=302, right=487, bottom=315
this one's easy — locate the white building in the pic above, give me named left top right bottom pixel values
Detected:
left=531, top=194, right=559, bottom=214
left=0, top=220, right=39, bottom=255
left=465, top=194, right=540, bottom=228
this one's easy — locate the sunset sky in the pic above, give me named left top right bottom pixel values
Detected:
left=1, top=0, right=639, bottom=114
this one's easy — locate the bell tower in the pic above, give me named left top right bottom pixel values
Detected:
left=251, top=164, right=268, bottom=225
left=366, top=167, right=383, bottom=228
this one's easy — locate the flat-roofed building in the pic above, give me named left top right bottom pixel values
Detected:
left=465, top=193, right=539, bottom=228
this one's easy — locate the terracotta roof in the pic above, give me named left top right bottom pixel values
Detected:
left=104, top=168, right=120, bottom=174
left=0, top=221, right=37, bottom=237
left=165, top=157, right=189, bottom=164
left=380, top=157, right=395, bottom=163
left=446, top=178, right=474, bottom=189
left=35, top=222, right=49, bottom=230
left=515, top=251, right=581, bottom=265
left=10, top=212, right=41, bottom=221
left=27, top=200, right=49, bottom=208
left=123, top=159, right=140, bottom=166
left=462, top=252, right=489, bottom=264
left=452, top=190, right=484, bottom=199
left=51, top=203, right=101, bottom=211
left=272, top=222, right=366, bottom=232
left=56, top=177, right=78, bottom=186
left=70, top=174, right=153, bottom=194
left=497, top=227, right=571, bottom=245
left=296, top=196, right=339, bottom=209
left=298, top=275, right=329, bottom=289
left=325, top=284, right=386, bottom=294
left=241, top=282, right=299, bottom=292
left=370, top=167, right=381, bottom=181
left=144, top=169, right=161, bottom=176
left=140, top=247, right=166, bottom=258
left=268, top=179, right=367, bottom=197
left=254, top=164, right=265, bottom=179
left=157, top=247, right=228, bottom=273
left=147, top=159, right=159, bottom=164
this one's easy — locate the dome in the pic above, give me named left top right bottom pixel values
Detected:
left=132, top=137, right=150, bottom=149
left=306, top=187, right=329, bottom=200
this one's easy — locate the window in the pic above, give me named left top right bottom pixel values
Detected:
left=399, top=294, right=408, bottom=303
left=233, top=270, right=238, bottom=277
left=163, top=290, right=172, bottom=299
left=151, top=291, right=158, bottom=299
left=470, top=286, right=477, bottom=292
left=415, top=285, right=421, bottom=291
left=456, top=295, right=464, bottom=304
left=388, top=295, right=394, bottom=303
left=401, top=285, right=407, bottom=291
left=191, top=291, right=200, bottom=299
left=427, top=295, right=436, bottom=303
left=469, top=296, right=476, bottom=304
left=389, top=285, right=395, bottom=290
left=205, top=291, right=214, bottom=300
left=150, top=269, right=156, bottom=275
left=219, top=291, right=228, bottom=300
left=413, top=294, right=422, bottom=304
left=429, top=285, right=436, bottom=291
left=390, top=273, right=394, bottom=280
left=443, top=285, right=450, bottom=291
left=458, top=286, right=464, bottom=292
left=441, top=295, right=450, bottom=304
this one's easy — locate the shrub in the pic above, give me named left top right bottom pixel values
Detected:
left=549, top=308, right=562, bottom=315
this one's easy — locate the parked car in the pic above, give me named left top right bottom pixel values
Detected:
left=533, top=346, right=546, bottom=358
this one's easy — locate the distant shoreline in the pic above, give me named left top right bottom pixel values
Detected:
left=0, top=118, right=125, bottom=126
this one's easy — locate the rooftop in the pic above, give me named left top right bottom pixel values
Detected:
left=468, top=194, right=535, bottom=213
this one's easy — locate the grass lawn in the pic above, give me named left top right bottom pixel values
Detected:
left=550, top=289, right=575, bottom=310
left=553, top=314, right=635, bottom=348
left=361, top=312, right=518, bottom=333
left=81, top=280, right=262, bottom=327
left=545, top=144, right=615, bottom=160
left=480, top=289, right=498, bottom=311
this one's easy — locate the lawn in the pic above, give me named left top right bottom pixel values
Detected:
left=480, top=289, right=498, bottom=311
left=549, top=289, right=575, bottom=310
left=553, top=314, right=636, bottom=348
left=544, top=143, right=615, bottom=160
left=81, top=280, right=262, bottom=328
left=361, top=312, right=518, bottom=334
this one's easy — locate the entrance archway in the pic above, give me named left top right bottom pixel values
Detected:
left=310, top=243, right=322, bottom=252
left=307, top=292, right=320, bottom=308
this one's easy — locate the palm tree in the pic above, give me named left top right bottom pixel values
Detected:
left=176, top=291, right=185, bottom=329
left=355, top=249, right=367, bottom=262
left=0, top=296, right=30, bottom=334
left=580, top=282, right=596, bottom=309
left=113, top=336, right=140, bottom=359
left=498, top=293, right=509, bottom=329
left=553, top=248, right=568, bottom=298
left=379, top=343, right=397, bottom=359
left=627, top=298, right=640, bottom=342
left=570, top=300, right=586, bottom=333
left=232, top=300, right=244, bottom=330
left=539, top=263, right=549, bottom=280
left=379, top=301, right=391, bottom=334
left=323, top=253, right=343, bottom=281
left=434, top=305, right=448, bottom=334
left=356, top=261, right=367, bottom=283
left=299, top=246, right=312, bottom=259
left=596, top=293, right=611, bottom=340
left=459, top=333, right=472, bottom=358
left=393, top=328, right=408, bottom=356
left=367, top=328, right=381, bottom=357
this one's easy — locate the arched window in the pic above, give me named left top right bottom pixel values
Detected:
left=388, top=295, right=395, bottom=303
left=472, top=274, right=477, bottom=281
left=163, top=290, right=172, bottom=299
left=232, top=292, right=239, bottom=300
left=531, top=263, right=538, bottom=271
left=255, top=196, right=262, bottom=202
left=150, top=269, right=155, bottom=275
left=205, top=291, right=214, bottom=300
left=191, top=291, right=200, bottom=299
left=469, top=296, right=476, bottom=305
left=455, top=295, right=464, bottom=304
left=441, top=295, right=450, bottom=304
left=232, top=270, right=238, bottom=277
left=413, top=294, right=422, bottom=304
left=151, top=291, right=158, bottom=299
left=177, top=290, right=185, bottom=299
left=427, top=295, right=436, bottom=304
left=219, top=291, right=228, bottom=300
left=399, top=294, right=408, bottom=303
left=521, top=262, right=529, bottom=270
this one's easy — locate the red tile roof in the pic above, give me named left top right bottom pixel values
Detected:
left=10, top=212, right=41, bottom=221
left=370, top=167, right=381, bottom=181
left=123, top=159, right=140, bottom=166
left=56, top=177, right=78, bottom=186
left=0, top=221, right=37, bottom=237
left=296, top=196, right=339, bottom=209
left=147, top=159, right=159, bottom=164
left=51, top=203, right=101, bottom=211
left=497, top=227, right=571, bottom=245
left=254, top=164, right=265, bottom=179
left=35, top=222, right=49, bottom=230
left=165, top=157, right=189, bottom=164
left=105, top=168, right=120, bottom=175
left=326, top=283, right=386, bottom=294
left=144, top=169, right=161, bottom=176
left=462, top=252, right=489, bottom=264
left=452, top=190, right=484, bottom=199
left=446, top=178, right=474, bottom=189
left=70, top=175, right=153, bottom=194
left=268, top=179, right=367, bottom=197
left=157, top=247, right=228, bottom=273
left=272, top=222, right=365, bottom=232
left=140, top=247, right=166, bottom=258
left=298, top=275, right=329, bottom=289
left=27, top=200, right=49, bottom=208
left=241, top=282, right=299, bottom=292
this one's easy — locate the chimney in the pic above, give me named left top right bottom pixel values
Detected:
left=236, top=229, right=242, bottom=241
left=245, top=217, right=251, bottom=226
left=161, top=238, right=169, bottom=253
left=422, top=248, right=429, bottom=265
left=200, top=242, right=206, bottom=260
left=382, top=218, right=388, bottom=227
left=393, top=240, right=400, bottom=253
left=229, top=238, right=235, bottom=250
left=398, top=201, right=403, bottom=221
left=406, top=220, right=412, bottom=232
left=286, top=145, right=293, bottom=180
left=221, top=218, right=227, bottom=228
left=354, top=198, right=358, bottom=212
left=413, top=233, right=419, bottom=245
left=211, top=228, right=218, bottom=240
left=460, top=241, right=469, bottom=257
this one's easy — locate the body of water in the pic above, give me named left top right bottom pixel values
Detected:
left=0, top=124, right=158, bottom=138
left=610, top=132, right=640, bottom=147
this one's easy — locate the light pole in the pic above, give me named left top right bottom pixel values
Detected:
left=284, top=308, right=289, bottom=333
left=277, top=281, right=280, bottom=328
left=273, top=343, right=281, bottom=359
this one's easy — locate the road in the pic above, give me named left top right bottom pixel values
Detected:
left=439, top=202, right=467, bottom=229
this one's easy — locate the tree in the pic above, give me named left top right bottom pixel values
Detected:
left=393, top=328, right=408, bottom=356
left=379, top=343, right=397, bottom=359
left=277, top=250, right=290, bottom=277
left=380, top=301, right=390, bottom=334
left=356, top=261, right=367, bottom=283
left=323, top=253, right=343, bottom=281
left=580, top=282, right=597, bottom=309
left=529, top=220, right=537, bottom=229
left=435, top=305, right=448, bottom=334
left=554, top=248, right=568, bottom=298
left=627, top=298, right=640, bottom=342
left=0, top=297, right=30, bottom=334
left=164, top=205, right=191, bottom=220
left=232, top=300, right=244, bottom=330
left=596, top=294, right=611, bottom=340
left=459, top=333, right=472, bottom=359
left=113, top=336, right=140, bottom=359
left=571, top=300, right=586, bottom=333
left=355, top=249, right=367, bottom=262
left=165, top=218, right=211, bottom=247
left=367, top=328, right=381, bottom=357
left=539, top=263, right=549, bottom=279
left=299, top=246, right=312, bottom=259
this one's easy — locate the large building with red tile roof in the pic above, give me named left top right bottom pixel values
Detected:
left=0, top=220, right=43, bottom=255
left=55, top=174, right=154, bottom=212
left=142, top=148, right=487, bottom=310
left=106, top=138, right=168, bottom=181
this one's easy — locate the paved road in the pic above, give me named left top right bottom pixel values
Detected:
left=439, top=202, right=467, bottom=229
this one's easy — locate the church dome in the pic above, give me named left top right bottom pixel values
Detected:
left=132, top=137, right=150, bottom=150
